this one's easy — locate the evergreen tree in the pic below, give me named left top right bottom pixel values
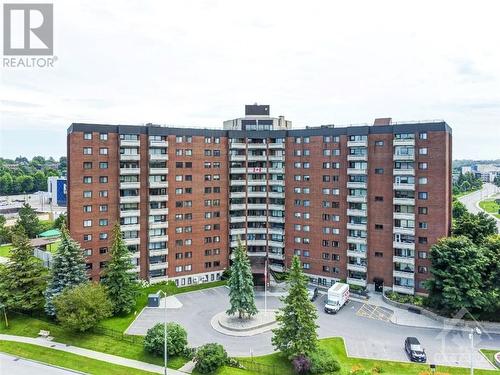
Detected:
left=45, top=226, right=88, bottom=316
left=16, top=203, right=40, bottom=238
left=272, top=256, right=318, bottom=359
left=102, top=223, right=138, bottom=315
left=226, top=239, right=258, bottom=319
left=0, top=228, right=47, bottom=312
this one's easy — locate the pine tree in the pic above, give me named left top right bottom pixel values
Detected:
left=272, top=255, right=318, bottom=359
left=0, top=228, right=47, bottom=312
left=16, top=203, right=40, bottom=238
left=45, top=226, right=88, bottom=316
left=226, top=239, right=258, bottom=319
left=102, top=223, right=138, bottom=315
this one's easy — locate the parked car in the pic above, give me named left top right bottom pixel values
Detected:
left=404, top=337, right=427, bottom=363
left=307, top=286, right=319, bottom=301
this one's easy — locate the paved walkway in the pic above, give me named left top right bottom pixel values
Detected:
left=459, top=183, right=500, bottom=229
left=0, top=334, right=186, bottom=374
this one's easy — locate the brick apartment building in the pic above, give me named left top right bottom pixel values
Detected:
left=67, top=105, right=452, bottom=295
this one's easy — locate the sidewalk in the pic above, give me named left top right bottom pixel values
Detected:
left=0, top=334, right=186, bottom=375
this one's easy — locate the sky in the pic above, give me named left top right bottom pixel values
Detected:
left=1, top=0, right=500, bottom=160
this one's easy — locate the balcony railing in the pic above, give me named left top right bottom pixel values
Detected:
left=393, top=138, right=415, bottom=146
left=347, top=140, right=368, bottom=147
left=347, top=168, right=367, bottom=175
left=120, top=196, right=140, bottom=204
left=149, top=139, right=168, bottom=147
left=393, top=183, right=415, bottom=191
left=393, top=197, right=415, bottom=206
left=347, top=154, right=368, bottom=161
left=393, top=212, right=415, bottom=220
left=347, top=208, right=367, bottom=217
left=393, top=255, right=415, bottom=265
left=120, top=182, right=140, bottom=189
left=347, top=181, right=367, bottom=189
left=120, top=209, right=140, bottom=217
left=347, top=236, right=367, bottom=245
left=393, top=153, right=415, bottom=161
left=149, top=195, right=168, bottom=202
left=392, top=284, right=414, bottom=295
left=347, top=195, right=367, bottom=203
left=149, top=167, right=168, bottom=174
left=347, top=250, right=367, bottom=258
left=347, top=222, right=367, bottom=231
left=120, top=139, right=140, bottom=147
left=120, top=168, right=140, bottom=175
left=347, top=277, right=367, bottom=287
left=149, top=153, right=168, bottom=161
left=393, top=269, right=415, bottom=279
left=393, top=227, right=415, bottom=236
left=347, top=263, right=367, bottom=273
left=393, top=168, right=415, bottom=176
left=392, top=241, right=415, bottom=250
left=120, top=154, right=140, bottom=161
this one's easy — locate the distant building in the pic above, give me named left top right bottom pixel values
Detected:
left=47, top=176, right=67, bottom=206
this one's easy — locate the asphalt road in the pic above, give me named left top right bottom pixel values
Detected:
left=128, top=287, right=499, bottom=370
left=459, top=183, right=499, bottom=214
left=0, top=353, right=81, bottom=375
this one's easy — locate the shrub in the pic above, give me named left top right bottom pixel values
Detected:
left=144, top=322, right=188, bottom=357
left=350, top=365, right=371, bottom=375
left=53, top=283, right=113, bottom=332
left=309, top=348, right=340, bottom=374
left=226, top=357, right=242, bottom=368
left=193, top=343, right=228, bottom=374
left=292, top=355, right=311, bottom=374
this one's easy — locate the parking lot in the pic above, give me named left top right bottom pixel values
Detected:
left=127, top=286, right=498, bottom=369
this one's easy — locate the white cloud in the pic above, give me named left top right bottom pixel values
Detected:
left=1, top=0, right=500, bottom=159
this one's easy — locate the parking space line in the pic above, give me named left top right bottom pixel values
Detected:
left=356, top=303, right=393, bottom=322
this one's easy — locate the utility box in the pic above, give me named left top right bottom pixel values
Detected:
left=148, top=293, right=160, bottom=308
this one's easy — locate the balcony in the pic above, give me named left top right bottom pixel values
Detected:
left=120, top=181, right=140, bottom=189
left=268, top=180, right=285, bottom=186
left=149, top=221, right=168, bottom=230
left=268, top=155, right=285, bottom=161
left=149, top=167, right=168, bottom=174
left=120, top=196, right=140, bottom=204
left=230, top=227, right=246, bottom=236
left=268, top=216, right=285, bottom=223
left=347, top=140, right=368, bottom=147
left=149, top=234, right=168, bottom=242
left=230, top=168, right=246, bottom=174
left=149, top=262, right=168, bottom=271
left=393, top=212, right=415, bottom=221
left=123, top=237, right=140, bottom=246
left=268, top=252, right=284, bottom=261
left=392, top=284, right=414, bottom=295
left=347, top=154, right=368, bottom=161
left=393, top=227, right=415, bottom=236
left=347, top=263, right=367, bottom=273
left=393, top=168, right=415, bottom=176
left=149, top=139, right=168, bottom=147
left=269, top=143, right=285, bottom=149
left=246, top=227, right=267, bottom=235
left=347, top=222, right=367, bottom=231
left=268, top=192, right=285, bottom=199
left=347, top=236, right=367, bottom=245
left=247, top=191, right=266, bottom=198
left=230, top=191, right=246, bottom=199
left=268, top=204, right=284, bottom=211
left=393, top=197, right=415, bottom=206
left=347, top=209, right=367, bottom=217
left=230, top=216, right=246, bottom=223
left=347, top=181, right=367, bottom=189
left=347, top=195, right=367, bottom=203
left=149, top=275, right=168, bottom=283
left=393, top=153, right=415, bottom=161
left=393, top=269, right=415, bottom=279
left=149, top=195, right=168, bottom=202
left=248, top=167, right=267, bottom=173
left=393, top=256, right=415, bottom=265
left=149, top=248, right=168, bottom=256
left=393, top=138, right=415, bottom=146
left=230, top=142, right=246, bottom=149
left=347, top=168, right=367, bottom=175
left=129, top=265, right=141, bottom=274
left=120, top=168, right=140, bottom=175
left=247, top=143, right=267, bottom=149
left=270, top=263, right=285, bottom=272
left=120, top=209, right=140, bottom=217
left=268, top=168, right=284, bottom=174
left=268, top=240, right=285, bottom=248
left=230, top=155, right=246, bottom=161
left=247, top=155, right=267, bottom=161
left=149, top=153, right=168, bottom=161
left=120, top=154, right=140, bottom=161
left=149, top=207, right=168, bottom=216
left=347, top=250, right=367, bottom=258
left=230, top=179, right=246, bottom=186
left=393, top=183, right=415, bottom=191
left=246, top=239, right=267, bottom=247
left=247, top=179, right=267, bottom=186
left=347, top=277, right=367, bottom=287
left=121, top=223, right=140, bottom=232
left=120, top=139, right=140, bottom=147
left=392, top=241, right=415, bottom=250
left=149, top=180, right=167, bottom=189
left=268, top=228, right=284, bottom=236
left=230, top=204, right=246, bottom=211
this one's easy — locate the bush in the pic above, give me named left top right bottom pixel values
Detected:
left=309, top=348, right=340, bottom=374
left=144, top=322, right=188, bottom=357
left=292, top=355, right=311, bottom=374
left=193, top=343, right=228, bottom=374
left=53, top=283, right=113, bottom=332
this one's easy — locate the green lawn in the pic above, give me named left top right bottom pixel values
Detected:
left=45, top=239, right=61, bottom=253
left=454, top=188, right=480, bottom=198
left=0, top=341, right=157, bottom=375
left=0, top=244, right=11, bottom=257
left=210, top=338, right=498, bottom=375
left=480, top=349, right=499, bottom=369
left=479, top=198, right=500, bottom=219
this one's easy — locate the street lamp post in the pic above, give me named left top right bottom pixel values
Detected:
left=469, top=327, right=481, bottom=375
left=158, top=290, right=168, bottom=375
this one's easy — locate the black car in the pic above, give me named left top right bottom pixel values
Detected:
left=307, top=286, right=319, bottom=301
left=404, top=337, right=427, bottom=363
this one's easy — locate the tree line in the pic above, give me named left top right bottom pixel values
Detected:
left=0, top=156, right=66, bottom=195
left=452, top=171, right=483, bottom=195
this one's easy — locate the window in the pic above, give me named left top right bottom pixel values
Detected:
left=83, top=176, right=92, bottom=184
left=418, top=207, right=428, bottom=215
left=419, top=132, right=427, bottom=140
left=375, top=196, right=384, bottom=202
left=83, top=234, right=92, bottom=241
left=84, top=249, right=92, bottom=256
left=84, top=132, right=92, bottom=140
left=418, top=237, right=428, bottom=244
left=303, top=263, right=310, bottom=270
left=418, top=251, right=428, bottom=259
left=99, top=204, right=108, bottom=212
left=83, top=191, right=92, bottom=198
left=83, top=162, right=92, bottom=169
left=375, top=224, right=384, bottom=230
left=332, top=254, right=340, bottom=261
left=419, top=162, right=428, bottom=170
left=375, top=168, right=384, bottom=174
left=99, top=190, right=108, bottom=197
left=418, top=192, right=428, bottom=200
left=418, top=177, right=428, bottom=185
left=419, top=148, right=428, bottom=155
left=99, top=162, right=108, bottom=169
left=83, top=220, right=92, bottom=227
left=83, top=205, right=92, bottom=213
left=418, top=266, right=428, bottom=274
left=375, top=252, right=383, bottom=257
left=99, top=176, right=108, bottom=183
left=375, top=140, right=384, bottom=146
left=100, top=133, right=108, bottom=141
left=83, top=147, right=92, bottom=155
left=99, top=147, right=108, bottom=155
left=99, top=219, right=108, bottom=226
left=419, top=222, right=428, bottom=229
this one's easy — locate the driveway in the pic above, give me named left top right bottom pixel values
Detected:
left=126, top=287, right=499, bottom=370
left=459, top=183, right=500, bottom=229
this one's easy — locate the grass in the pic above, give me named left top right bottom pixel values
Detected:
left=100, top=280, right=226, bottom=332
left=479, top=198, right=500, bottom=219
left=0, top=341, right=157, bottom=375
left=45, top=239, right=61, bottom=253
left=209, top=338, right=499, bottom=375
left=480, top=349, right=499, bottom=369
left=454, top=188, right=481, bottom=198
left=0, top=243, right=11, bottom=257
